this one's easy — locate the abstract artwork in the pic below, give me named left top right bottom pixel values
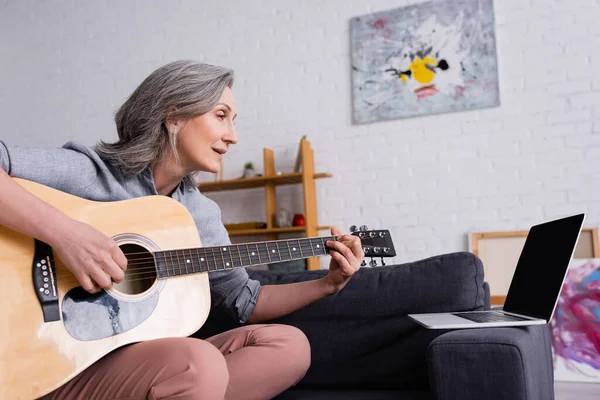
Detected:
left=350, top=0, right=500, bottom=124
left=551, top=259, right=600, bottom=382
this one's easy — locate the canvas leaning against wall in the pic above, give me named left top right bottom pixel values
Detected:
left=551, top=259, right=600, bottom=383
left=350, top=0, right=500, bottom=124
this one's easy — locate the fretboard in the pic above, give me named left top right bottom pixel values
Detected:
left=154, top=236, right=336, bottom=278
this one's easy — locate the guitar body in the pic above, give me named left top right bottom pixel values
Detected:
left=0, top=179, right=211, bottom=399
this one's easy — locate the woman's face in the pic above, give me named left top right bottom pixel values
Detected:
left=175, top=86, right=238, bottom=173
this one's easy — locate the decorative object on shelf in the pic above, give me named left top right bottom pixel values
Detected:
left=198, top=138, right=332, bottom=270
left=551, top=258, right=600, bottom=383
left=241, top=162, right=256, bottom=178
left=276, top=208, right=293, bottom=228
left=350, top=0, right=500, bottom=124
left=293, top=135, right=307, bottom=172
left=292, top=214, right=305, bottom=227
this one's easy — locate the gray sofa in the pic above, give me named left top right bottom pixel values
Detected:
left=193, top=252, right=555, bottom=400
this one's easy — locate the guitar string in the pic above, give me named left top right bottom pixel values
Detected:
left=50, top=237, right=340, bottom=278
left=52, top=248, right=332, bottom=285
left=53, top=245, right=333, bottom=280
left=48, top=237, right=377, bottom=287
left=52, top=238, right=338, bottom=280
left=87, top=235, right=343, bottom=258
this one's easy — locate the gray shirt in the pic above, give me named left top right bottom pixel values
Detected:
left=0, top=140, right=261, bottom=324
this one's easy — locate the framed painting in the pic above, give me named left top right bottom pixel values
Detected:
left=350, top=0, right=500, bottom=124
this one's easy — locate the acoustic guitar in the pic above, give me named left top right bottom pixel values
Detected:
left=0, top=179, right=396, bottom=399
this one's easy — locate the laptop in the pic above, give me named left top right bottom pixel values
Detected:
left=408, top=213, right=585, bottom=329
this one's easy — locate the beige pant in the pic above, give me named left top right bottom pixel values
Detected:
left=40, top=324, right=311, bottom=400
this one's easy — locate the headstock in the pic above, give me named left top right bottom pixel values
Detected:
left=350, top=225, right=396, bottom=267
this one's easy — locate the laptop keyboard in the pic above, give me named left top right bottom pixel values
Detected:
left=453, top=311, right=531, bottom=323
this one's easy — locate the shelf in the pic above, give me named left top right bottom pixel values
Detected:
left=198, top=172, right=332, bottom=192
left=202, top=138, right=330, bottom=270
left=226, top=225, right=332, bottom=236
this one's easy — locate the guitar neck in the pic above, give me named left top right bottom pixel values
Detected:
left=154, top=236, right=337, bottom=277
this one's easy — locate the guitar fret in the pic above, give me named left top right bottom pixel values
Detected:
left=189, top=249, right=196, bottom=273
left=310, top=238, right=326, bottom=256
left=236, top=245, right=243, bottom=267
left=299, top=240, right=311, bottom=258
left=204, top=247, right=217, bottom=271
left=254, top=243, right=262, bottom=264
left=245, top=244, right=253, bottom=266
left=220, top=246, right=229, bottom=269
left=227, top=246, right=234, bottom=269
left=259, top=243, right=271, bottom=263
left=308, top=239, right=315, bottom=257
left=177, top=250, right=184, bottom=276
left=191, top=249, right=198, bottom=272
left=266, top=242, right=280, bottom=263
left=212, top=247, right=221, bottom=271
left=191, top=248, right=197, bottom=273
left=294, top=239, right=303, bottom=259
left=169, top=250, right=176, bottom=276
left=320, top=238, right=328, bottom=256
left=239, top=244, right=249, bottom=267
left=198, top=248, right=208, bottom=272
left=183, top=249, right=190, bottom=274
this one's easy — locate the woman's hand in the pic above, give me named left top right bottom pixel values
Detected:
left=51, top=219, right=128, bottom=293
left=324, top=227, right=364, bottom=294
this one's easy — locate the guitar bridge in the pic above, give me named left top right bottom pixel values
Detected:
left=32, top=239, right=59, bottom=322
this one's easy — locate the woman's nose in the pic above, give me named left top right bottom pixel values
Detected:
left=224, top=126, right=238, bottom=144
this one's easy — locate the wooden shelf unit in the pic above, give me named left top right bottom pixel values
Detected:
left=198, top=138, right=331, bottom=270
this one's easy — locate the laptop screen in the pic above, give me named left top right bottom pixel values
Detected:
left=503, top=214, right=585, bottom=321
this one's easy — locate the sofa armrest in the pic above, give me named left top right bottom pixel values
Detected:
left=427, top=325, right=554, bottom=400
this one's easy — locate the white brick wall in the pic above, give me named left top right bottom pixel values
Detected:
left=1, top=0, right=599, bottom=268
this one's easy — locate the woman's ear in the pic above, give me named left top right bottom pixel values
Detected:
left=164, top=108, right=183, bottom=134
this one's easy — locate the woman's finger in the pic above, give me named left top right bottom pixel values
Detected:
left=89, top=266, right=113, bottom=290
left=102, top=258, right=125, bottom=284
left=327, top=239, right=356, bottom=264
left=78, top=273, right=100, bottom=293
left=330, top=251, right=354, bottom=276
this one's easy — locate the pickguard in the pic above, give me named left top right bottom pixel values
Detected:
left=61, top=287, right=158, bottom=341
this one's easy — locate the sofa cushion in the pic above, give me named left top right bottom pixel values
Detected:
left=194, top=251, right=485, bottom=390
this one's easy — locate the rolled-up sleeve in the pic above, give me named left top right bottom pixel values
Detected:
left=192, top=192, right=262, bottom=324
left=209, top=268, right=262, bottom=324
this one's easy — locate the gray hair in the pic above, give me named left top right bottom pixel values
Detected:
left=95, top=60, right=234, bottom=186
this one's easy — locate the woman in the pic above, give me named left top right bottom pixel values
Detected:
left=0, top=60, right=364, bottom=400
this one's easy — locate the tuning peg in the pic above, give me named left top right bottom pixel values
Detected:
left=369, top=231, right=376, bottom=238
left=379, top=231, right=386, bottom=238
left=350, top=225, right=358, bottom=233
left=369, top=259, right=378, bottom=267
left=361, top=260, right=367, bottom=267
left=380, top=257, right=386, bottom=266
left=360, top=225, right=368, bottom=231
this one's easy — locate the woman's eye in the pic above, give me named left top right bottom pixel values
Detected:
left=217, top=113, right=226, bottom=120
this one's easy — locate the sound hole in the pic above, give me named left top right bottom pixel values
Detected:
left=113, top=243, right=156, bottom=295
